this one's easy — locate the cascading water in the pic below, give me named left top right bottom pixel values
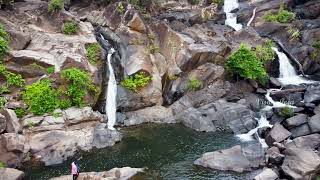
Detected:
left=273, top=47, right=314, bottom=85
left=100, top=34, right=117, bottom=130
left=224, top=0, right=242, bottom=31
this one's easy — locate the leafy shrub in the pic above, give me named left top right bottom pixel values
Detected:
left=62, top=21, right=79, bottom=35
left=264, top=4, right=295, bottom=23
left=48, top=0, right=64, bottom=13
left=187, top=78, right=202, bottom=91
left=0, top=64, right=25, bottom=94
left=47, top=66, right=55, bottom=74
left=22, top=79, right=59, bottom=115
left=0, top=96, right=6, bottom=109
left=0, top=24, right=9, bottom=59
left=14, top=107, right=26, bottom=118
left=121, top=72, right=152, bottom=92
left=61, top=68, right=97, bottom=107
left=0, top=161, right=6, bottom=168
left=226, top=44, right=268, bottom=84
left=312, top=41, right=320, bottom=49
left=86, top=43, right=101, bottom=65
left=278, top=106, right=294, bottom=118
left=255, top=39, right=275, bottom=62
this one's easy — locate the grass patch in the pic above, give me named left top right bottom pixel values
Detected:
left=14, top=107, right=26, bottom=118
left=312, top=41, right=320, bottom=49
left=62, top=21, right=79, bottom=35
left=264, top=4, right=295, bottom=23
left=48, top=0, right=64, bottom=13
left=278, top=106, right=294, bottom=118
left=0, top=161, right=6, bottom=168
left=287, top=26, right=301, bottom=41
left=0, top=96, right=6, bottom=109
left=147, top=44, right=160, bottom=54
left=121, top=72, right=152, bottom=92
left=187, top=78, right=202, bottom=91
left=0, top=24, right=9, bottom=59
left=86, top=43, right=101, bottom=65
left=0, top=64, right=25, bottom=94
left=47, top=66, right=55, bottom=74
left=255, top=39, right=275, bottom=62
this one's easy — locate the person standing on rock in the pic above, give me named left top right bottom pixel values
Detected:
left=71, top=161, right=79, bottom=180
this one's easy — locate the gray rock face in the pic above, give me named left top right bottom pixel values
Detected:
left=50, top=167, right=144, bottom=180
left=194, top=143, right=264, bottom=173
left=0, top=168, right=25, bottom=180
left=265, top=123, right=291, bottom=146
left=0, top=133, right=29, bottom=167
left=308, top=114, right=320, bottom=133
left=290, top=124, right=311, bottom=138
left=92, top=123, right=122, bottom=149
left=168, top=99, right=257, bottom=133
left=283, top=114, right=308, bottom=129
left=0, top=114, right=6, bottom=134
left=1, top=109, right=21, bottom=133
left=265, top=146, right=285, bottom=165
left=253, top=168, right=278, bottom=180
left=304, top=85, right=320, bottom=103
left=281, top=147, right=320, bottom=179
left=284, top=134, right=320, bottom=150
left=63, top=107, right=103, bottom=125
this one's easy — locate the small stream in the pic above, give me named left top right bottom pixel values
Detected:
left=24, top=124, right=253, bottom=180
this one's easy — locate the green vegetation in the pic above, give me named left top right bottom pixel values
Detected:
left=47, top=66, right=55, bottom=74
left=226, top=44, right=268, bottom=84
left=189, top=0, right=200, bottom=5
left=27, top=120, right=35, bottom=128
left=212, top=0, right=224, bottom=6
left=312, top=41, right=320, bottom=49
left=0, top=96, right=6, bottom=109
left=62, top=21, right=79, bottom=35
left=0, top=64, right=25, bottom=94
left=287, top=26, right=301, bottom=41
left=117, top=2, right=126, bottom=14
left=169, top=75, right=178, bottom=81
left=22, top=79, right=59, bottom=115
left=61, top=68, right=97, bottom=107
left=14, top=108, right=26, bottom=118
left=255, top=39, right=275, bottom=62
left=187, top=78, right=202, bottom=91
left=0, top=24, right=9, bottom=59
left=0, top=161, right=6, bottom=168
left=264, top=4, right=295, bottom=23
left=86, top=43, right=101, bottom=65
left=48, top=0, right=64, bottom=13
left=121, top=72, right=152, bottom=92
left=278, top=106, right=294, bottom=118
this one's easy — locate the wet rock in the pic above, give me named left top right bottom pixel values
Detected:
left=1, top=109, right=21, bottom=133
left=283, top=114, right=308, bottom=129
left=313, top=104, right=320, bottom=114
left=0, top=133, right=29, bottom=167
left=92, top=123, right=122, bottom=149
left=50, top=167, right=144, bottom=180
left=0, top=114, right=6, bottom=134
left=308, top=114, right=320, bottom=133
left=124, top=106, right=173, bottom=126
left=281, top=147, right=320, bottom=179
left=265, top=123, right=291, bottom=146
left=295, top=0, right=320, bottom=19
left=265, top=146, right=285, bottom=165
left=290, top=124, right=311, bottom=138
left=284, top=134, right=320, bottom=150
left=194, top=143, right=264, bottom=173
left=253, top=168, right=278, bottom=180
left=269, top=77, right=281, bottom=88
left=304, top=84, right=320, bottom=103
left=0, top=168, right=24, bottom=180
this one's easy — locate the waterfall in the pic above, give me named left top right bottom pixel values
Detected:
left=246, top=7, right=257, bottom=27
left=106, top=48, right=117, bottom=130
left=272, top=47, right=315, bottom=85
left=224, top=0, right=242, bottom=31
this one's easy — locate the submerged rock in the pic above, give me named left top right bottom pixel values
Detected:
left=194, top=143, right=264, bottom=173
left=50, top=167, right=144, bottom=180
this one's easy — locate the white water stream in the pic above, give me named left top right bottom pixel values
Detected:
left=224, top=0, right=242, bottom=31
left=106, top=48, right=117, bottom=130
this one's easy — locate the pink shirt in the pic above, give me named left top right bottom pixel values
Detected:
left=71, top=162, right=78, bottom=175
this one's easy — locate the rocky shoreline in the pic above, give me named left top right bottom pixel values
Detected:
left=0, top=0, right=320, bottom=179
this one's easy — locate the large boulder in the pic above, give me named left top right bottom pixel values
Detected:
left=50, top=167, right=144, bottom=180
left=283, top=114, right=308, bottom=129
left=92, top=123, right=122, bottom=149
left=284, top=134, right=320, bottom=150
left=304, top=84, right=320, bottom=103
left=1, top=109, right=21, bottom=133
left=281, top=147, right=320, bottom=179
left=253, top=168, right=278, bottom=180
left=265, top=123, right=291, bottom=146
left=289, top=124, right=311, bottom=138
left=63, top=107, right=103, bottom=125
left=0, top=133, right=29, bottom=167
left=0, top=168, right=25, bottom=180
left=194, top=143, right=264, bottom=172
left=0, top=114, right=6, bottom=134
left=308, top=114, right=320, bottom=133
